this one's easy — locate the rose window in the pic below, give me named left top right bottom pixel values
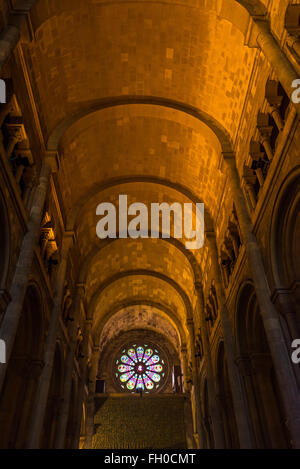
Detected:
left=115, top=345, right=165, bottom=393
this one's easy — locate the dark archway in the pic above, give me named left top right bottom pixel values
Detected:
left=0, top=284, right=44, bottom=448
left=271, top=172, right=300, bottom=286
left=41, top=343, right=64, bottom=449
left=270, top=172, right=300, bottom=340
left=201, top=379, right=214, bottom=449
left=216, top=342, right=239, bottom=449
left=236, top=284, right=290, bottom=448
left=65, top=376, right=78, bottom=449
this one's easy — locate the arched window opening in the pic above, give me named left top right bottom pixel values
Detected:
left=116, top=344, right=166, bottom=393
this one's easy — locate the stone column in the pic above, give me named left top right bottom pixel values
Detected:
left=26, top=230, right=75, bottom=449
left=184, top=396, right=197, bottom=450
left=54, top=283, right=86, bottom=449
left=6, top=125, right=25, bottom=158
left=194, top=282, right=225, bottom=449
left=206, top=233, right=254, bottom=449
left=235, top=356, right=266, bottom=448
left=250, top=353, right=286, bottom=448
left=0, top=153, right=57, bottom=394
left=73, top=319, right=92, bottom=449
left=83, top=346, right=100, bottom=449
left=255, top=167, right=265, bottom=187
left=23, top=166, right=38, bottom=209
left=181, top=346, right=190, bottom=394
left=259, top=135, right=273, bottom=162
left=269, top=105, right=284, bottom=132
left=224, top=154, right=300, bottom=448
left=255, top=21, right=300, bottom=115
left=244, top=181, right=257, bottom=211
left=186, top=318, right=205, bottom=449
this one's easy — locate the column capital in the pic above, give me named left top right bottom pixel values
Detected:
left=271, top=287, right=296, bottom=306
left=6, top=122, right=27, bottom=142
left=247, top=18, right=270, bottom=50
left=222, top=151, right=236, bottom=161
left=181, top=345, right=187, bottom=355
left=255, top=17, right=271, bottom=33
left=186, top=318, right=194, bottom=328
left=63, top=230, right=75, bottom=246
left=60, top=230, right=75, bottom=258
left=286, top=34, right=299, bottom=50
left=45, top=151, right=59, bottom=172
left=76, top=282, right=86, bottom=296
left=205, top=229, right=216, bottom=240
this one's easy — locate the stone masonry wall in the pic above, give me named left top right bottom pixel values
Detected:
left=93, top=394, right=187, bottom=449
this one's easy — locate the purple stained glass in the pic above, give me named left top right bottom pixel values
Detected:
left=146, top=371, right=161, bottom=383
left=121, top=355, right=134, bottom=365
left=136, top=375, right=144, bottom=390
left=145, top=355, right=160, bottom=366
left=147, top=364, right=163, bottom=373
left=145, top=348, right=153, bottom=358
left=151, top=373, right=161, bottom=383
left=118, top=364, right=133, bottom=373
left=144, top=376, right=154, bottom=390
left=120, top=371, right=134, bottom=383
left=126, top=378, right=136, bottom=390
left=136, top=347, right=144, bottom=361
left=117, top=345, right=164, bottom=392
left=127, top=349, right=137, bottom=361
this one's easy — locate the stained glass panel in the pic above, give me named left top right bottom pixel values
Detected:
left=116, top=344, right=165, bottom=393
left=118, top=364, right=133, bottom=373
left=120, top=371, right=134, bottom=383
left=146, top=355, right=160, bottom=366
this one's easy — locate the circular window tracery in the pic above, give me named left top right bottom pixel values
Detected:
left=115, top=344, right=165, bottom=393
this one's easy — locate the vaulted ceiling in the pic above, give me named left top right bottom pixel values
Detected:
left=14, top=0, right=267, bottom=356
